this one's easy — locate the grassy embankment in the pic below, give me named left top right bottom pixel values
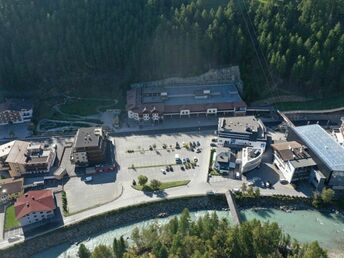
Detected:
left=276, top=95, right=344, bottom=111
left=132, top=180, right=190, bottom=191
left=4, top=205, right=20, bottom=230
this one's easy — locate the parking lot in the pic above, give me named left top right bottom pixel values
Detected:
left=63, top=172, right=122, bottom=213
left=113, top=131, right=214, bottom=186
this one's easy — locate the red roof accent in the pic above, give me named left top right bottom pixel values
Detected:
left=14, top=190, right=56, bottom=219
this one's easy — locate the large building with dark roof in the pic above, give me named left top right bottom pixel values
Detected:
left=0, top=98, right=33, bottom=125
left=288, top=124, right=344, bottom=190
left=70, top=127, right=108, bottom=167
left=126, top=83, right=246, bottom=121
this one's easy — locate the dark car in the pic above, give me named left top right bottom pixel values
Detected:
left=210, top=143, right=217, bottom=147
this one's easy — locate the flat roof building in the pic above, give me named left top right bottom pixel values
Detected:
left=289, top=124, right=344, bottom=190
left=0, top=98, right=33, bottom=125
left=2, top=140, right=56, bottom=178
left=127, top=82, right=246, bottom=121
left=71, top=127, right=108, bottom=167
left=271, top=141, right=324, bottom=187
left=217, top=116, right=267, bottom=148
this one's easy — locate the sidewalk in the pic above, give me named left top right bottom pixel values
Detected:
left=0, top=210, right=4, bottom=240
left=112, top=116, right=218, bottom=134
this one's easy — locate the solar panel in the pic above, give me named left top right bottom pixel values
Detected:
left=294, top=124, right=344, bottom=171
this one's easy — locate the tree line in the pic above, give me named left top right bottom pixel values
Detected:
left=0, top=0, right=343, bottom=101
left=77, top=208, right=327, bottom=258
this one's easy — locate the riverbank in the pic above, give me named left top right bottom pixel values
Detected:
left=0, top=195, right=226, bottom=258
left=0, top=194, right=341, bottom=258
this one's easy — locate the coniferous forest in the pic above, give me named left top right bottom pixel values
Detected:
left=78, top=209, right=328, bottom=258
left=0, top=0, right=343, bottom=101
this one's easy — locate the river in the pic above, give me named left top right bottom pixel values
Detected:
left=33, top=208, right=344, bottom=258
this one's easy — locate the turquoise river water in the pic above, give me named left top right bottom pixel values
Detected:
left=33, top=208, right=344, bottom=258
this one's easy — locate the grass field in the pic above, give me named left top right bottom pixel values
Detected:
left=5, top=205, right=20, bottom=230
left=133, top=180, right=190, bottom=191
left=276, top=95, right=344, bottom=111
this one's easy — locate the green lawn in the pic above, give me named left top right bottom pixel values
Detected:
left=132, top=180, right=190, bottom=191
left=5, top=205, right=20, bottom=230
left=276, top=95, right=344, bottom=111
left=59, top=99, right=118, bottom=116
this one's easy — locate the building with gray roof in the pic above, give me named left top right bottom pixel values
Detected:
left=289, top=124, right=344, bottom=190
left=217, top=116, right=267, bottom=148
left=71, top=127, right=108, bottom=167
left=126, top=82, right=246, bottom=121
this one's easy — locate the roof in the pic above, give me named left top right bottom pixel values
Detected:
left=218, top=116, right=262, bottom=133
left=0, top=99, right=33, bottom=112
left=5, top=141, right=54, bottom=165
left=14, top=190, right=55, bottom=219
left=127, top=83, right=246, bottom=114
left=73, top=127, right=103, bottom=149
left=0, top=178, right=23, bottom=196
left=216, top=147, right=236, bottom=163
left=5, top=140, right=30, bottom=164
left=0, top=141, right=15, bottom=159
left=292, top=124, right=344, bottom=172
left=271, top=141, right=312, bottom=161
left=290, top=158, right=317, bottom=168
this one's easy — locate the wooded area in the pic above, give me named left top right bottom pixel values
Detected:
left=78, top=209, right=328, bottom=258
left=0, top=0, right=343, bottom=101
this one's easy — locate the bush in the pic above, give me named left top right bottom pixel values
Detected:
left=62, top=191, right=68, bottom=214
left=138, top=175, right=148, bottom=186
left=321, top=188, right=335, bottom=204
left=150, top=179, right=161, bottom=190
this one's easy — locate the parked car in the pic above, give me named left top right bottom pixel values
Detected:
left=166, top=166, right=170, bottom=172
left=169, top=165, right=174, bottom=172
left=211, top=138, right=217, bottom=142
left=182, top=158, right=187, bottom=164
left=261, top=181, right=266, bottom=188
left=247, top=181, right=254, bottom=186
left=235, top=172, right=241, bottom=179
left=85, top=176, right=93, bottom=182
left=210, top=143, right=217, bottom=147
left=186, top=157, right=190, bottom=163
left=233, top=188, right=241, bottom=193
left=181, top=166, right=185, bottom=171
left=280, top=179, right=288, bottom=184
left=266, top=181, right=272, bottom=188
left=196, top=148, right=201, bottom=153
left=196, top=141, right=200, bottom=146
left=161, top=169, right=166, bottom=174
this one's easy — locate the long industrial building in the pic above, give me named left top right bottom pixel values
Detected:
left=126, top=83, right=246, bottom=121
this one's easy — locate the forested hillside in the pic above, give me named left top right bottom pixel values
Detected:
left=0, top=0, right=343, bottom=101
